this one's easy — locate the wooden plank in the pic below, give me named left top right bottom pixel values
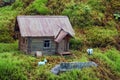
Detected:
left=30, top=37, right=56, bottom=54
left=58, top=52, right=72, bottom=56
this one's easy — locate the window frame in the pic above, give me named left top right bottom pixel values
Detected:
left=43, top=40, right=51, bottom=49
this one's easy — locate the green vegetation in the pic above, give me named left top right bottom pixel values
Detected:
left=86, top=27, right=118, bottom=47
left=114, top=13, right=120, bottom=20
left=0, top=42, right=18, bottom=52
left=0, top=42, right=119, bottom=79
left=0, top=52, right=28, bottom=80
left=92, top=48, right=120, bottom=73
left=0, top=0, right=120, bottom=79
left=24, top=0, right=50, bottom=15
left=0, top=4, right=23, bottom=42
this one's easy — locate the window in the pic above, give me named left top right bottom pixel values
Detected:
left=44, top=40, right=50, bottom=48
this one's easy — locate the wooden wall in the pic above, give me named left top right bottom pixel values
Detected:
left=19, top=36, right=28, bottom=53
left=57, top=37, right=69, bottom=54
left=28, top=37, right=56, bottom=55
left=19, top=36, right=71, bottom=55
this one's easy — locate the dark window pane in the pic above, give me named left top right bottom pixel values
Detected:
left=44, top=40, right=50, bottom=48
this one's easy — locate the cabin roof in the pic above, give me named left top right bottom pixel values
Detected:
left=16, top=16, right=75, bottom=38
left=55, top=29, right=68, bottom=43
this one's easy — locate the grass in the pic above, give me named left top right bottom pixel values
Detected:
left=0, top=42, right=97, bottom=79
left=91, top=48, right=120, bottom=74
left=0, top=0, right=120, bottom=79
left=0, top=5, right=22, bottom=42
left=0, top=53, right=28, bottom=79
left=72, top=26, right=118, bottom=49
left=0, top=42, right=119, bottom=79
left=0, top=41, right=18, bottom=53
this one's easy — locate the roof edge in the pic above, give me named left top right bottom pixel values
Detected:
left=17, top=15, right=69, bottom=18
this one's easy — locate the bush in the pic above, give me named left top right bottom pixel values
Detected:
left=21, top=0, right=34, bottom=7
left=59, top=69, right=98, bottom=80
left=86, top=27, right=118, bottom=47
left=11, top=0, right=24, bottom=10
left=0, top=52, right=31, bottom=80
left=62, top=2, right=93, bottom=27
left=0, top=41, right=18, bottom=53
left=0, top=50, right=36, bottom=80
left=47, top=0, right=68, bottom=15
left=106, top=20, right=116, bottom=27
left=0, top=4, right=21, bottom=43
left=24, top=0, right=51, bottom=15
left=34, top=67, right=98, bottom=80
left=70, top=38, right=83, bottom=50
left=105, top=48, right=120, bottom=72
left=0, top=60, right=27, bottom=80
left=92, top=48, right=120, bottom=74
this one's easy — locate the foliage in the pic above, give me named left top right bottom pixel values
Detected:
left=33, top=67, right=98, bottom=80
left=114, top=13, right=120, bottom=20
left=0, top=42, right=119, bottom=79
left=0, top=41, right=18, bottom=53
left=24, top=0, right=50, bottom=15
left=47, top=0, right=69, bottom=15
left=86, top=27, right=118, bottom=47
left=21, top=0, right=34, bottom=7
left=0, top=42, right=35, bottom=79
left=11, top=0, right=24, bottom=10
left=91, top=48, right=120, bottom=74
left=0, top=0, right=120, bottom=79
left=62, top=2, right=93, bottom=27
left=70, top=37, right=83, bottom=50
left=106, top=20, right=116, bottom=27
left=87, top=0, right=105, bottom=12
left=0, top=0, right=120, bottom=43
left=0, top=5, right=21, bottom=42
left=0, top=56, right=27, bottom=80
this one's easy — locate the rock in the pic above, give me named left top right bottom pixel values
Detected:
left=51, top=61, right=98, bottom=74
left=51, top=65, right=60, bottom=75
left=60, top=61, right=97, bottom=71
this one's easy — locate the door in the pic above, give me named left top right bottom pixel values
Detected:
left=57, top=39, right=68, bottom=53
left=64, top=39, right=68, bottom=51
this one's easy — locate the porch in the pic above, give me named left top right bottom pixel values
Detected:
left=58, top=51, right=72, bottom=56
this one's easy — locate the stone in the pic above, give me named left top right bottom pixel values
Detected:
left=51, top=61, right=98, bottom=74
left=51, top=65, right=60, bottom=75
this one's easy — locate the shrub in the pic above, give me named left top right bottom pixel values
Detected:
left=87, top=0, right=105, bottom=12
left=11, top=0, right=24, bottom=9
left=0, top=4, right=20, bottom=43
left=92, top=48, right=120, bottom=74
left=0, top=52, right=32, bottom=80
left=0, top=60, right=27, bottom=80
left=24, top=0, right=51, bottom=15
left=0, top=41, right=18, bottom=53
left=59, top=69, right=98, bottom=80
left=62, top=2, right=93, bottom=27
left=47, top=0, right=68, bottom=15
left=86, top=27, right=118, bottom=47
left=106, top=20, right=116, bottom=27
left=70, top=38, right=83, bottom=50
left=34, top=67, right=98, bottom=80
left=105, top=48, right=120, bottom=72
left=21, top=0, right=34, bottom=7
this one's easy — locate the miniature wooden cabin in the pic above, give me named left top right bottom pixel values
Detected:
left=14, top=16, right=75, bottom=55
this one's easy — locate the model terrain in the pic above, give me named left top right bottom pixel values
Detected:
left=0, top=0, right=120, bottom=80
